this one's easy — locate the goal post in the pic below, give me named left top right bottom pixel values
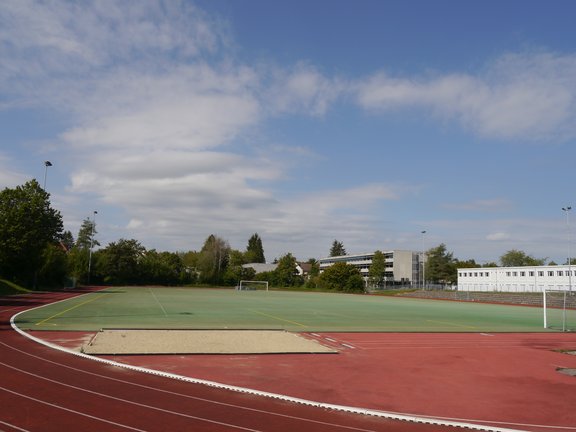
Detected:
left=237, top=280, right=269, bottom=291
left=543, top=288, right=575, bottom=331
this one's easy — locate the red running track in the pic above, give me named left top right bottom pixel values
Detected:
left=94, top=332, right=576, bottom=432
left=3, top=289, right=576, bottom=431
left=0, top=289, right=472, bottom=432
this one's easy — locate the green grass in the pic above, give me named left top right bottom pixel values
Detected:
left=0, top=279, right=31, bottom=296
left=14, top=286, right=575, bottom=333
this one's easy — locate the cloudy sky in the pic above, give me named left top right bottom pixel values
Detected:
left=1, top=0, right=575, bottom=264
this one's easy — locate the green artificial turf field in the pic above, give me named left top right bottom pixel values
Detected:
left=14, top=286, right=573, bottom=332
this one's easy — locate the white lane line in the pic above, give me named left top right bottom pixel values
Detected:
left=0, top=341, right=378, bottom=432
left=0, top=385, right=147, bottom=431
left=0, top=361, right=262, bottom=432
left=0, top=419, right=32, bottom=432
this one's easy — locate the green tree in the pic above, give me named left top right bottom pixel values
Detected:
left=425, top=244, right=457, bottom=285
left=368, top=250, right=386, bottom=288
left=223, top=265, right=256, bottom=286
left=76, top=217, right=99, bottom=249
left=273, top=253, right=302, bottom=287
left=197, top=234, right=230, bottom=284
left=245, top=233, right=265, bottom=263
left=97, top=238, right=146, bottom=285
left=67, top=217, right=100, bottom=285
left=306, top=258, right=320, bottom=277
left=228, top=249, right=247, bottom=266
left=38, top=244, right=68, bottom=287
left=140, top=250, right=184, bottom=285
left=455, top=259, right=479, bottom=269
left=329, top=240, right=346, bottom=257
left=0, top=180, right=63, bottom=287
left=317, top=262, right=364, bottom=293
left=61, top=230, right=74, bottom=251
left=500, top=250, right=546, bottom=267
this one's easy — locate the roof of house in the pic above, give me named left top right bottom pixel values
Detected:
left=242, top=263, right=278, bottom=273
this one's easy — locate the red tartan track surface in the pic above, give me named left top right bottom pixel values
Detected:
left=2, top=289, right=576, bottom=432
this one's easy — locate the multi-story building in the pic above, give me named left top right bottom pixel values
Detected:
left=457, top=265, right=575, bottom=292
left=318, top=250, right=421, bottom=286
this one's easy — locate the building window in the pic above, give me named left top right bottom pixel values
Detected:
left=548, top=271, right=554, bottom=276
left=539, top=271, right=544, bottom=277
left=520, top=272, right=525, bottom=277
left=529, top=271, right=534, bottom=277
left=558, top=271, right=563, bottom=276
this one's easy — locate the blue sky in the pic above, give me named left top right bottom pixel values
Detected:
left=1, top=0, right=575, bottom=264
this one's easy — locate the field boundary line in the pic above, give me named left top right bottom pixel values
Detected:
left=148, top=288, right=168, bottom=317
left=426, top=319, right=477, bottom=329
left=35, top=293, right=108, bottom=327
left=249, top=309, right=307, bottom=328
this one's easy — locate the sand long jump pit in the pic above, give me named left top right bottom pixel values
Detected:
left=82, top=329, right=337, bottom=355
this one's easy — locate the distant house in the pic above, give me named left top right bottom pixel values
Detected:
left=297, top=262, right=312, bottom=279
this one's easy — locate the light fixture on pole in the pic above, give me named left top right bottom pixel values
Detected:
left=421, top=230, right=427, bottom=289
left=562, top=206, right=572, bottom=293
left=43, top=161, right=52, bottom=190
left=88, top=210, right=98, bottom=284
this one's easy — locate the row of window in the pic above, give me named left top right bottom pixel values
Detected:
left=320, top=253, right=395, bottom=266
left=460, top=270, right=574, bottom=278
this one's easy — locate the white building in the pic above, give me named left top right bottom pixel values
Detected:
left=318, top=250, right=421, bottom=286
left=457, top=265, right=575, bottom=292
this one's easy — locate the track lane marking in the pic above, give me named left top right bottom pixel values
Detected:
left=0, top=385, right=147, bottom=431
left=0, top=419, right=31, bottom=432
left=0, top=361, right=263, bottom=432
left=0, top=341, right=382, bottom=432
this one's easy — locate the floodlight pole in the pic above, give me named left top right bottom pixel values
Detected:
left=562, top=206, right=572, bottom=293
left=421, top=230, right=426, bottom=289
left=43, top=161, right=52, bottom=190
left=88, top=210, right=98, bottom=284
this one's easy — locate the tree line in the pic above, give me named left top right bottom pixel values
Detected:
left=0, top=180, right=564, bottom=292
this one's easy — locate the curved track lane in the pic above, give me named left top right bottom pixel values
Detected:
left=1, top=290, right=515, bottom=432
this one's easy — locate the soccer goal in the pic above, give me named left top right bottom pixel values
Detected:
left=543, top=288, right=575, bottom=331
left=237, top=280, right=269, bottom=291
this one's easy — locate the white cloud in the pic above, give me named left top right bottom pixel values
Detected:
left=0, top=0, right=223, bottom=74
left=6, top=0, right=572, bottom=264
left=354, top=51, right=576, bottom=142
left=487, top=232, right=511, bottom=241
left=264, top=63, right=345, bottom=116
left=444, top=198, right=513, bottom=212
left=0, top=154, right=28, bottom=187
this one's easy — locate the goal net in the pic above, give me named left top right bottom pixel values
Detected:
left=237, top=280, right=269, bottom=291
left=543, top=289, right=576, bottom=331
